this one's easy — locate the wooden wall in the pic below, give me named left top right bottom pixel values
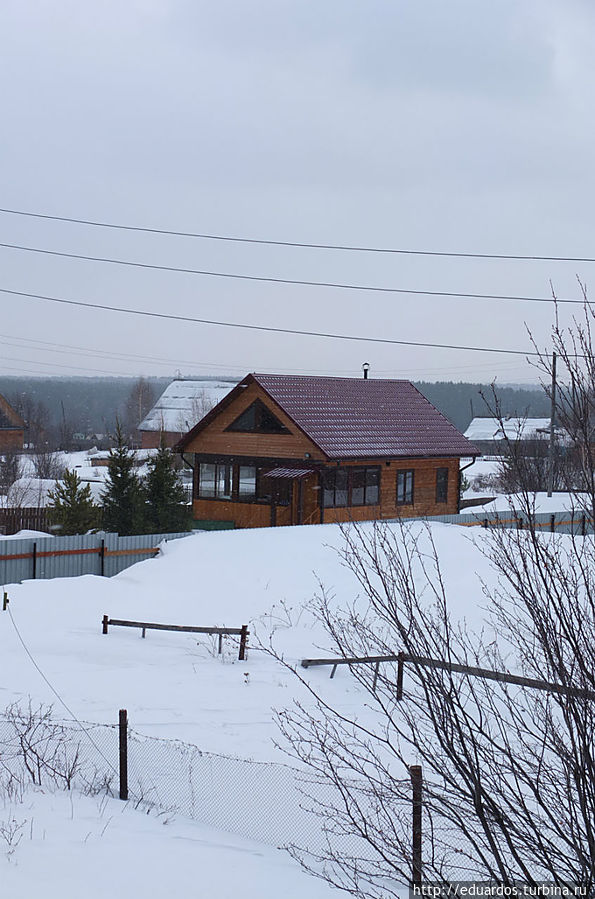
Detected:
left=0, top=429, right=24, bottom=451
left=192, top=456, right=460, bottom=528
left=182, top=381, right=324, bottom=461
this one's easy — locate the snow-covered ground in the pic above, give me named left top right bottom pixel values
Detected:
left=1, top=787, right=337, bottom=899
left=0, top=521, right=496, bottom=894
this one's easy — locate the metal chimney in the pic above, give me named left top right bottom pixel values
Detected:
left=362, top=362, right=370, bottom=380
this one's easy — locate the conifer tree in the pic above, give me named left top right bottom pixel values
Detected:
left=101, top=424, right=147, bottom=535
left=145, top=445, right=192, bottom=534
left=47, top=469, right=100, bottom=535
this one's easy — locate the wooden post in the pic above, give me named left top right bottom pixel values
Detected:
left=2, top=591, right=8, bottom=611
left=372, top=660, right=380, bottom=691
left=582, top=514, right=586, bottom=537
left=100, top=538, right=106, bottom=576
left=238, top=625, right=248, bottom=661
left=397, top=652, right=404, bottom=701
left=410, top=764, right=422, bottom=886
left=550, top=514, right=555, bottom=533
left=32, top=542, right=37, bottom=579
left=102, top=615, right=109, bottom=634
left=119, top=709, right=128, bottom=801
left=218, top=633, right=223, bottom=654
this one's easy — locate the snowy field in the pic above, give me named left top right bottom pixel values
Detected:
left=0, top=520, right=498, bottom=894
left=1, top=788, right=338, bottom=899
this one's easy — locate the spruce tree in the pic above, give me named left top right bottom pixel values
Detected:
left=47, top=469, right=101, bottom=535
left=145, top=445, right=192, bottom=534
left=101, top=425, right=147, bottom=535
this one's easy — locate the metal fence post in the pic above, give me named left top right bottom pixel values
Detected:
left=100, top=538, right=106, bottom=576
left=32, top=542, right=37, bottom=579
left=119, top=709, right=128, bottom=801
left=2, top=591, right=8, bottom=611
left=410, top=764, right=422, bottom=887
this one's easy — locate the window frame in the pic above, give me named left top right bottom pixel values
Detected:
left=396, top=469, right=415, bottom=506
left=322, top=466, right=381, bottom=508
left=435, top=467, right=449, bottom=504
left=225, top=400, right=290, bottom=435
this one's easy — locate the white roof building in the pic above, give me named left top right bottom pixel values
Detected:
left=139, top=379, right=237, bottom=441
left=464, top=417, right=568, bottom=443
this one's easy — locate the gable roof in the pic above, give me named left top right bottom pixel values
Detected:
left=139, top=379, right=237, bottom=433
left=0, top=393, right=25, bottom=430
left=176, top=373, right=480, bottom=460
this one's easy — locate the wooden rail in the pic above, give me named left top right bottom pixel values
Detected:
left=102, top=616, right=249, bottom=660
left=302, top=651, right=595, bottom=700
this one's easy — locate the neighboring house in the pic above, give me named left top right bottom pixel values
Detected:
left=464, top=417, right=566, bottom=456
left=139, top=379, right=237, bottom=448
left=175, top=373, right=480, bottom=529
left=0, top=393, right=25, bottom=451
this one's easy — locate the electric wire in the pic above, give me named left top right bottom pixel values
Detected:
left=0, top=239, right=586, bottom=305
left=5, top=604, right=122, bottom=783
left=0, top=206, right=593, bottom=264
left=0, top=285, right=542, bottom=357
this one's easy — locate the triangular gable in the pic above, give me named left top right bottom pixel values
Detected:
left=225, top=399, right=290, bottom=434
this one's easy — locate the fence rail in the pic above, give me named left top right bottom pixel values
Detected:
left=102, top=617, right=249, bottom=659
left=0, top=530, right=193, bottom=584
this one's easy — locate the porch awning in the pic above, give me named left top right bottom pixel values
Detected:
left=264, top=467, right=315, bottom=479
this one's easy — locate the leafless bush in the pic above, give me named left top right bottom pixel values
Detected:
left=2, top=701, right=83, bottom=790
left=0, top=451, right=22, bottom=492
left=32, top=451, right=65, bottom=480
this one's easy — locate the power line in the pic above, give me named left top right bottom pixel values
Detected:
left=0, top=240, right=586, bottom=305
left=0, top=206, right=593, bottom=264
left=0, top=285, right=541, bottom=357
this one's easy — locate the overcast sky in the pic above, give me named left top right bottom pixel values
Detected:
left=0, top=0, right=594, bottom=384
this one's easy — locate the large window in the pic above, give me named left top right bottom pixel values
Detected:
left=396, top=469, right=414, bottom=505
left=323, top=467, right=380, bottom=508
left=197, top=460, right=291, bottom=504
left=238, top=465, right=257, bottom=499
left=436, top=467, right=449, bottom=503
left=199, top=463, right=232, bottom=499
left=226, top=400, right=289, bottom=434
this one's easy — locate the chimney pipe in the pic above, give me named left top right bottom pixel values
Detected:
left=362, top=362, right=370, bottom=380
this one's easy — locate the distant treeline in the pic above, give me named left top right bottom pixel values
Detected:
left=415, top=381, right=549, bottom=431
left=0, top=375, right=549, bottom=441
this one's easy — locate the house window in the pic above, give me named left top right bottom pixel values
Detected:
left=436, top=468, right=449, bottom=503
left=323, top=467, right=380, bottom=507
left=350, top=468, right=380, bottom=506
left=199, top=463, right=232, bottom=499
left=396, top=469, right=414, bottom=505
left=238, top=465, right=257, bottom=499
left=226, top=400, right=289, bottom=434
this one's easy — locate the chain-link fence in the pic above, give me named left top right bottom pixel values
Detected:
left=0, top=706, right=401, bottom=863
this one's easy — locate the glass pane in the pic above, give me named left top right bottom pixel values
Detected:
left=351, top=469, right=365, bottom=506
left=199, top=463, right=216, bottom=498
left=322, top=470, right=335, bottom=507
left=238, top=465, right=257, bottom=498
left=436, top=468, right=448, bottom=503
left=366, top=483, right=379, bottom=505
left=365, top=468, right=379, bottom=505
left=406, top=471, right=414, bottom=503
left=217, top=464, right=232, bottom=499
left=256, top=468, right=272, bottom=501
left=335, top=469, right=348, bottom=506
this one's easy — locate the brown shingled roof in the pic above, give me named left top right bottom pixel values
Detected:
left=251, top=374, right=479, bottom=459
left=176, top=373, right=479, bottom=460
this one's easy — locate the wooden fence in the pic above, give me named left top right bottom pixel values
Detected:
left=0, top=506, right=50, bottom=535
left=102, top=617, right=249, bottom=659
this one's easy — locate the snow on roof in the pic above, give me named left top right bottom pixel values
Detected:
left=464, top=417, right=553, bottom=442
left=139, top=379, right=237, bottom=433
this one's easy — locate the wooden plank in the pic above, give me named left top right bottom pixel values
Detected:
left=107, top=618, right=246, bottom=636
left=302, top=651, right=595, bottom=701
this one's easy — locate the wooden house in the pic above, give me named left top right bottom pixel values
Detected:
left=175, top=373, right=480, bottom=529
left=0, top=393, right=25, bottom=452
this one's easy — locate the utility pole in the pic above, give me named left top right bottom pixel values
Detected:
left=547, top=351, right=557, bottom=497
